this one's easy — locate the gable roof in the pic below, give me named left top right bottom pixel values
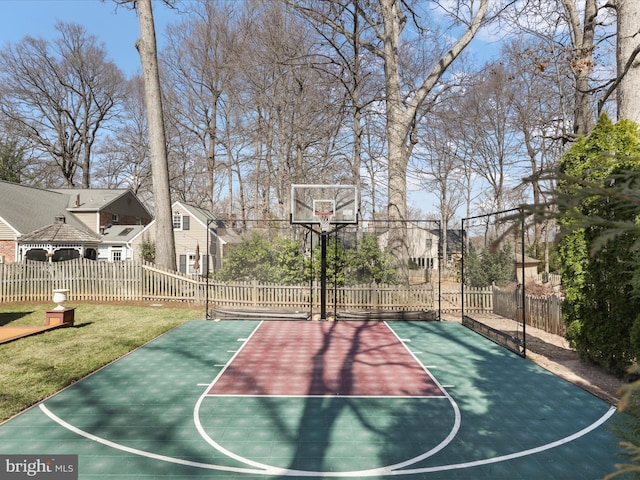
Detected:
left=179, top=202, right=217, bottom=225
left=0, top=180, right=89, bottom=235
left=19, top=218, right=100, bottom=243
left=50, top=188, right=151, bottom=216
left=136, top=202, right=242, bottom=246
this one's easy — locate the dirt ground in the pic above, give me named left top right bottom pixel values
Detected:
left=442, top=313, right=624, bottom=406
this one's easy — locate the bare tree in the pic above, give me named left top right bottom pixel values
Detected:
left=561, top=0, right=598, bottom=136
left=162, top=0, right=238, bottom=213
left=459, top=62, right=525, bottom=215
left=0, top=22, right=125, bottom=187
left=238, top=2, right=346, bottom=219
left=507, top=0, right=615, bottom=137
left=134, top=0, right=176, bottom=270
left=287, top=0, right=386, bottom=224
left=290, top=0, right=492, bottom=278
left=500, top=39, right=567, bottom=259
left=412, top=105, right=468, bottom=264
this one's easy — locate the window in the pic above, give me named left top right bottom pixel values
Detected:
left=187, top=254, right=198, bottom=274
left=172, top=212, right=190, bottom=230
left=173, top=211, right=182, bottom=230
left=112, top=214, right=119, bottom=223
left=25, top=249, right=48, bottom=262
left=111, top=248, right=123, bottom=262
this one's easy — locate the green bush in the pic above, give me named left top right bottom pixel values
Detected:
left=214, top=232, right=398, bottom=286
left=463, top=244, right=516, bottom=288
left=305, top=238, right=347, bottom=286
left=566, top=320, right=581, bottom=349
left=215, top=233, right=305, bottom=284
left=557, top=114, right=640, bottom=376
left=345, top=234, right=398, bottom=285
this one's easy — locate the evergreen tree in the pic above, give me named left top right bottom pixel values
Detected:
left=557, top=114, right=640, bottom=375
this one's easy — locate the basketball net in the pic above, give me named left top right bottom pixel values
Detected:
left=317, top=213, right=332, bottom=232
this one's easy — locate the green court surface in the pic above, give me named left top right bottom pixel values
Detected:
left=0, top=320, right=627, bottom=479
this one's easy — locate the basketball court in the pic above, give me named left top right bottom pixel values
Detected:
left=0, top=319, right=624, bottom=479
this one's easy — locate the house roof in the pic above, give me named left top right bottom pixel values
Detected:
left=180, top=202, right=217, bottom=225
left=434, top=229, right=464, bottom=252
left=0, top=180, right=90, bottom=235
left=19, top=218, right=100, bottom=243
left=101, top=225, right=146, bottom=243
left=51, top=188, right=150, bottom=215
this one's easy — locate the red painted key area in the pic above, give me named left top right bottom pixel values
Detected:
left=208, top=321, right=444, bottom=397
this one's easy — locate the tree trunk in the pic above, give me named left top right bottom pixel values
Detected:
left=207, top=99, right=218, bottom=214
left=562, top=0, right=597, bottom=135
left=616, top=0, right=640, bottom=123
left=135, top=0, right=176, bottom=270
left=380, top=0, right=411, bottom=280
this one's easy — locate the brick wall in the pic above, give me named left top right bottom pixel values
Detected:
left=0, top=240, right=16, bottom=263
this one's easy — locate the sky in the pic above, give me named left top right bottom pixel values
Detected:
left=0, top=0, right=180, bottom=77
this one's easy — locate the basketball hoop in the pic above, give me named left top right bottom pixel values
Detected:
left=317, top=212, right=333, bottom=232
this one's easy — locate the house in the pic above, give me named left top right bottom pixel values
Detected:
left=0, top=181, right=152, bottom=263
left=51, top=188, right=153, bottom=262
left=374, top=222, right=464, bottom=272
left=132, top=201, right=242, bottom=274
left=50, top=188, right=152, bottom=233
left=99, top=224, right=147, bottom=262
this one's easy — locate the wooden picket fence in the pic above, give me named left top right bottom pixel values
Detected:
left=0, top=259, right=564, bottom=335
left=493, top=286, right=565, bottom=336
left=0, top=259, right=204, bottom=303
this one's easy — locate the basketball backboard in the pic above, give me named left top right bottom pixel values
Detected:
left=290, top=184, right=358, bottom=225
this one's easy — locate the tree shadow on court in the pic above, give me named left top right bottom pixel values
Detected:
left=377, top=321, right=623, bottom=478
left=33, top=320, right=623, bottom=479
left=275, top=321, right=412, bottom=477
left=38, top=321, right=275, bottom=477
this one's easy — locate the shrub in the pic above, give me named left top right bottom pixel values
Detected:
left=557, top=114, right=640, bottom=376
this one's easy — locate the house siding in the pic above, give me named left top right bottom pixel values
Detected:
left=104, top=194, right=152, bottom=224
left=0, top=220, right=17, bottom=240
left=73, top=212, right=99, bottom=232
left=172, top=206, right=210, bottom=273
left=0, top=219, right=18, bottom=263
left=134, top=204, right=220, bottom=272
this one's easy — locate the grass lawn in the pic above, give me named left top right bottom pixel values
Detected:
left=0, top=302, right=204, bottom=422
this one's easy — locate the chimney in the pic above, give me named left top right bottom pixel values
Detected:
left=75, top=194, right=80, bottom=207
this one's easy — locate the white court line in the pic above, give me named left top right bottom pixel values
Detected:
left=35, top=321, right=619, bottom=477
left=39, top=403, right=617, bottom=477
left=194, top=321, right=460, bottom=475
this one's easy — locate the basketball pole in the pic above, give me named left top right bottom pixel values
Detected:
left=320, top=230, right=328, bottom=320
